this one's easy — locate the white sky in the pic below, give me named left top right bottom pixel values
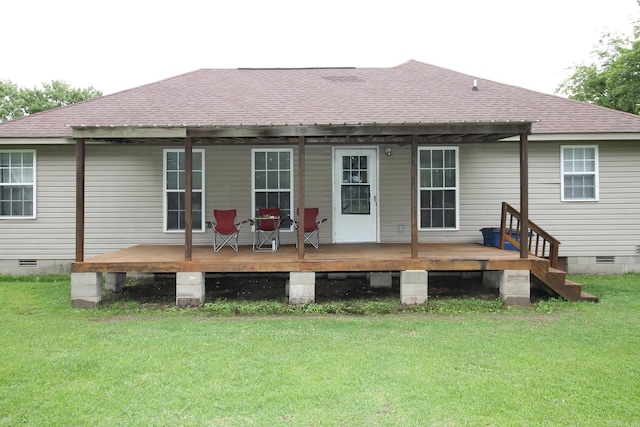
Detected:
left=3, top=0, right=639, bottom=95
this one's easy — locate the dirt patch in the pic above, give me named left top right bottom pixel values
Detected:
left=105, top=272, right=548, bottom=305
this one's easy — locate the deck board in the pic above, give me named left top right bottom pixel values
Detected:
left=71, top=243, right=546, bottom=274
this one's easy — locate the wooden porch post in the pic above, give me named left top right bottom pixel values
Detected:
left=75, top=138, right=85, bottom=262
left=297, top=136, right=305, bottom=260
left=184, top=137, right=193, bottom=261
left=411, top=135, right=418, bottom=259
left=519, top=133, right=529, bottom=260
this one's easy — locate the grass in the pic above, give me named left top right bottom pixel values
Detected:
left=0, top=274, right=639, bottom=426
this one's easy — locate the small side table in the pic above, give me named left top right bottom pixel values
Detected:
left=251, top=216, right=280, bottom=252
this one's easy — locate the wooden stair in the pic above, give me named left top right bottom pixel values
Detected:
left=531, top=265, right=582, bottom=302
left=500, top=202, right=597, bottom=302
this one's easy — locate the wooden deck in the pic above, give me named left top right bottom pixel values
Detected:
left=71, top=243, right=547, bottom=274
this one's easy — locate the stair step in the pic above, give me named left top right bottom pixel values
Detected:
left=532, top=266, right=582, bottom=302
left=579, top=291, right=599, bottom=302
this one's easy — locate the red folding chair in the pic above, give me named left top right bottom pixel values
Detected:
left=295, top=208, right=327, bottom=249
left=211, top=209, right=246, bottom=252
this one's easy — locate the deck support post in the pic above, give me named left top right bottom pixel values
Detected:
left=105, top=273, right=126, bottom=292
left=71, top=272, right=103, bottom=308
left=370, top=271, right=393, bottom=288
left=410, top=136, right=418, bottom=259
left=287, top=272, right=315, bottom=304
left=176, top=272, right=205, bottom=307
left=520, top=133, right=529, bottom=260
left=484, top=270, right=530, bottom=306
left=75, top=138, right=85, bottom=262
left=400, top=270, right=428, bottom=305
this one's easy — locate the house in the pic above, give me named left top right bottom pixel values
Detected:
left=1, top=60, right=639, bottom=307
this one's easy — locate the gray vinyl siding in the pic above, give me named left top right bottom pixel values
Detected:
left=379, top=145, right=411, bottom=242
left=84, top=144, right=168, bottom=255
left=2, top=139, right=639, bottom=263
left=0, top=144, right=76, bottom=260
left=528, top=141, right=640, bottom=257
left=299, top=145, right=333, bottom=245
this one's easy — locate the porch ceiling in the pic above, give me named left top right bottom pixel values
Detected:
left=71, top=121, right=534, bottom=144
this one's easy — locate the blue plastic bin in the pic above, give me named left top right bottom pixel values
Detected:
left=480, top=227, right=521, bottom=251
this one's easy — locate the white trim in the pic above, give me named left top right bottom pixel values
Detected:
left=560, top=144, right=599, bottom=202
left=0, top=149, right=37, bottom=219
left=251, top=148, right=294, bottom=232
left=162, top=148, right=206, bottom=232
left=417, top=146, right=460, bottom=231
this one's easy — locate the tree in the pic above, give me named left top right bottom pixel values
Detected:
left=557, top=5, right=640, bottom=115
left=0, top=80, right=102, bottom=122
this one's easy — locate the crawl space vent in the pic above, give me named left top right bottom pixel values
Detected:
left=19, top=260, right=38, bottom=268
left=595, top=256, right=615, bottom=265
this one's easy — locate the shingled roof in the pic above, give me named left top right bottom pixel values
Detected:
left=2, top=59, right=640, bottom=138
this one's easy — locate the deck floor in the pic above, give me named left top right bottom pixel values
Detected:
left=71, top=243, right=546, bottom=274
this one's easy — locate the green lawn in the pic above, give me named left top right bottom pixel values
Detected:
left=1, top=274, right=639, bottom=426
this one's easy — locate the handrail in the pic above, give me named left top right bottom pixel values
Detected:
left=500, top=202, right=561, bottom=268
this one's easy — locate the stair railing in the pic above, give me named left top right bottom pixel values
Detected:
left=500, top=202, right=561, bottom=268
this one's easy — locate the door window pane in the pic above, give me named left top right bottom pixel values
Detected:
left=341, top=185, right=370, bottom=214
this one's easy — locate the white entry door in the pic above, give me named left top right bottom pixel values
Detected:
left=333, top=148, right=378, bottom=243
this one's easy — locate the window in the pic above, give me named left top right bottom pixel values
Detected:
left=341, top=155, right=370, bottom=215
left=0, top=150, right=36, bottom=218
left=561, top=145, right=598, bottom=201
left=163, top=149, right=204, bottom=231
left=252, top=149, right=293, bottom=229
left=418, top=147, right=459, bottom=229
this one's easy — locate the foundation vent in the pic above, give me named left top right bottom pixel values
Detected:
left=595, top=256, right=615, bottom=265
left=19, top=260, right=38, bottom=267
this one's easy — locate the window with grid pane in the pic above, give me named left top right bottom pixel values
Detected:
left=561, top=145, right=598, bottom=201
left=418, top=147, right=458, bottom=229
left=164, top=149, right=204, bottom=231
left=252, top=149, right=293, bottom=228
left=341, top=155, right=370, bottom=214
left=0, top=150, right=35, bottom=218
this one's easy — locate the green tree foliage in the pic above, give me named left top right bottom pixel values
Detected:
left=0, top=80, right=102, bottom=122
left=558, top=19, right=640, bottom=114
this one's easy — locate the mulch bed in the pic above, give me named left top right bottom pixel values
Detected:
left=108, top=272, right=551, bottom=305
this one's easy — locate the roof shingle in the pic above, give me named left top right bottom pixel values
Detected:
left=2, top=59, right=640, bottom=138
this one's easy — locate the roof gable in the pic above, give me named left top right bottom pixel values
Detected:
left=2, top=59, right=640, bottom=138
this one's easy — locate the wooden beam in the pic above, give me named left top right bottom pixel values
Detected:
left=519, top=133, right=529, bottom=260
left=73, top=126, right=186, bottom=139
left=187, top=122, right=533, bottom=139
left=184, top=137, right=193, bottom=261
left=75, top=139, right=85, bottom=262
left=411, top=135, right=418, bottom=258
left=70, top=243, right=543, bottom=274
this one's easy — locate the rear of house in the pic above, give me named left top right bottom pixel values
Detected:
left=2, top=60, right=640, bottom=280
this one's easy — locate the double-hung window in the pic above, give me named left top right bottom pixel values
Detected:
left=418, top=147, right=459, bottom=229
left=252, top=149, right=293, bottom=229
left=561, top=145, right=598, bottom=201
left=0, top=150, right=36, bottom=218
left=164, top=149, right=205, bottom=231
